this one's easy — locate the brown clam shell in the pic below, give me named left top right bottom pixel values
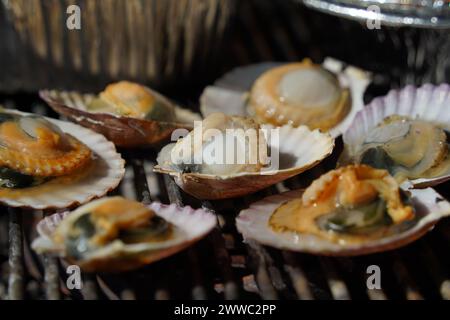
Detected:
left=154, top=125, right=335, bottom=200
left=39, top=89, right=200, bottom=148
left=154, top=160, right=325, bottom=200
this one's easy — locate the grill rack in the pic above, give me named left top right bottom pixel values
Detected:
left=1, top=0, right=450, bottom=300
left=1, top=120, right=450, bottom=300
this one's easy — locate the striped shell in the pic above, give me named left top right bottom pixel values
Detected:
left=32, top=201, right=217, bottom=272
left=236, top=188, right=450, bottom=256
left=0, top=112, right=92, bottom=176
left=40, top=88, right=201, bottom=148
left=0, top=111, right=125, bottom=209
left=342, top=84, right=450, bottom=188
left=154, top=124, right=334, bottom=200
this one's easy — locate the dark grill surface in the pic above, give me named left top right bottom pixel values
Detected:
left=0, top=0, right=450, bottom=300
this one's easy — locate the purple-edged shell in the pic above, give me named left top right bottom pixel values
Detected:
left=343, top=84, right=450, bottom=188
left=32, top=200, right=216, bottom=272
left=236, top=188, right=450, bottom=256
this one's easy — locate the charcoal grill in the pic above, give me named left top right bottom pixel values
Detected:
left=1, top=0, right=450, bottom=300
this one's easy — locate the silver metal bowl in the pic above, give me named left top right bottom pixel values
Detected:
left=300, top=0, right=450, bottom=28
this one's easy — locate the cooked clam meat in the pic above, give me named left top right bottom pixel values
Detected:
left=353, top=116, right=450, bottom=182
left=32, top=197, right=217, bottom=271
left=248, top=59, right=350, bottom=131
left=0, top=112, right=92, bottom=189
left=168, top=112, right=269, bottom=175
left=53, top=197, right=173, bottom=261
left=88, top=81, right=175, bottom=121
left=269, top=165, right=415, bottom=243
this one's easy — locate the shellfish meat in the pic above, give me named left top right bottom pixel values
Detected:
left=167, top=112, right=268, bottom=175
left=154, top=112, right=334, bottom=199
left=248, top=59, right=350, bottom=131
left=236, top=164, right=450, bottom=256
left=344, top=115, right=450, bottom=184
left=342, top=84, right=450, bottom=188
left=0, top=111, right=91, bottom=178
left=200, top=58, right=371, bottom=137
left=40, top=81, right=201, bottom=148
left=32, top=197, right=216, bottom=272
left=0, top=110, right=125, bottom=209
left=87, top=81, right=175, bottom=121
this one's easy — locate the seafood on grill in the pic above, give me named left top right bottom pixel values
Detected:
left=86, top=81, right=175, bottom=120
left=39, top=81, right=201, bottom=148
left=236, top=165, right=450, bottom=256
left=200, top=58, right=371, bottom=137
left=154, top=112, right=334, bottom=199
left=32, top=197, right=216, bottom=272
left=0, top=110, right=125, bottom=209
left=341, top=84, right=450, bottom=188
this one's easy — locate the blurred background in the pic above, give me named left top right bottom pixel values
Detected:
left=0, top=0, right=449, bottom=107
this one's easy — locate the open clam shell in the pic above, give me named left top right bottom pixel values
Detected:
left=342, top=84, right=450, bottom=188
left=154, top=124, right=334, bottom=200
left=200, top=57, right=371, bottom=137
left=39, top=89, right=201, bottom=148
left=32, top=202, right=216, bottom=272
left=0, top=110, right=125, bottom=209
left=236, top=188, right=450, bottom=256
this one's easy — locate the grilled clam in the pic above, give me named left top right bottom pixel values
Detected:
left=248, top=59, right=350, bottom=131
left=342, top=84, right=450, bottom=188
left=200, top=58, right=370, bottom=137
left=40, top=81, right=200, bottom=148
left=0, top=110, right=124, bottom=209
left=154, top=112, right=334, bottom=199
left=0, top=112, right=91, bottom=177
left=344, top=116, right=450, bottom=183
left=168, top=112, right=268, bottom=175
left=86, top=81, right=175, bottom=120
left=237, top=165, right=450, bottom=256
left=32, top=197, right=216, bottom=272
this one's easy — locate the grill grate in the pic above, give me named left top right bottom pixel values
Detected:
left=1, top=120, right=450, bottom=300
left=1, top=0, right=450, bottom=300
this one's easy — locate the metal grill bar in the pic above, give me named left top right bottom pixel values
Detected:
left=319, top=258, right=350, bottom=300
left=165, top=178, right=209, bottom=300
left=246, top=241, right=278, bottom=300
left=282, top=251, right=314, bottom=300
left=81, top=275, right=99, bottom=300
left=201, top=200, right=240, bottom=300
left=43, top=256, right=60, bottom=300
left=40, top=208, right=61, bottom=300
left=392, top=256, right=423, bottom=300
left=8, top=208, right=24, bottom=299
left=132, top=159, right=152, bottom=205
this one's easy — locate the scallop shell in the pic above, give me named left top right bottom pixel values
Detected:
left=236, top=188, right=450, bottom=256
left=0, top=110, right=125, bottom=209
left=200, top=57, right=371, bottom=137
left=32, top=202, right=217, bottom=272
left=154, top=124, right=334, bottom=200
left=39, top=89, right=201, bottom=148
left=343, top=84, right=450, bottom=188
